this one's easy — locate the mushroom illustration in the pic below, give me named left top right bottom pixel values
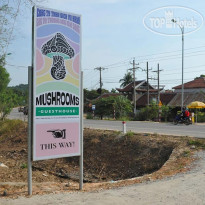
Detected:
left=41, top=33, right=75, bottom=80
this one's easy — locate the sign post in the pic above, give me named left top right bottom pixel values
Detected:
left=79, top=71, right=83, bottom=190
left=29, top=6, right=83, bottom=194
left=28, top=66, right=33, bottom=195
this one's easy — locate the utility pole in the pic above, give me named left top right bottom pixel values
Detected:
left=141, top=62, right=153, bottom=106
left=147, top=62, right=149, bottom=106
left=129, top=58, right=139, bottom=116
left=94, top=67, right=107, bottom=94
left=146, top=62, right=153, bottom=106
left=152, top=63, right=163, bottom=105
left=142, top=62, right=155, bottom=106
left=152, top=63, right=163, bottom=121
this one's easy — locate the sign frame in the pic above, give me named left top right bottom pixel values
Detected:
left=32, top=6, right=82, bottom=161
left=28, top=5, right=83, bottom=194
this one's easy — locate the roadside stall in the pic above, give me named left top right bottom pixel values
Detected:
left=187, top=101, right=205, bottom=123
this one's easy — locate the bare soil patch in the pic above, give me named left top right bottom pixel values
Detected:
left=0, top=120, right=204, bottom=198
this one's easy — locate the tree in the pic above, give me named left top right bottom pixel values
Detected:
left=161, top=105, right=170, bottom=122
left=84, top=89, right=100, bottom=102
left=0, top=89, right=18, bottom=120
left=93, top=96, right=132, bottom=120
left=9, top=84, right=28, bottom=105
left=113, top=96, right=132, bottom=119
left=0, top=3, right=15, bottom=53
left=195, top=74, right=205, bottom=79
left=119, top=72, right=133, bottom=88
left=135, top=102, right=158, bottom=121
left=0, top=0, right=46, bottom=55
left=84, top=88, right=109, bottom=102
left=0, top=65, right=10, bottom=92
left=93, top=97, right=115, bottom=120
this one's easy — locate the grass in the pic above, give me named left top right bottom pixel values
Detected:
left=183, top=150, right=191, bottom=157
left=125, top=131, right=134, bottom=138
left=188, top=139, right=205, bottom=149
left=0, top=119, right=27, bottom=141
left=20, top=163, right=27, bottom=169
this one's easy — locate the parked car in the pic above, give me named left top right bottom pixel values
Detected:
left=18, top=107, right=24, bottom=112
left=23, top=106, right=28, bottom=115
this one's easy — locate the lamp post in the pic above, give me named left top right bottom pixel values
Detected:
left=171, top=19, right=184, bottom=111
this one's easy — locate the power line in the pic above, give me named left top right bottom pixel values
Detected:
left=135, top=45, right=205, bottom=59
left=138, top=52, right=205, bottom=64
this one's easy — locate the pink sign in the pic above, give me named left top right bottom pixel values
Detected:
left=35, top=122, right=79, bottom=159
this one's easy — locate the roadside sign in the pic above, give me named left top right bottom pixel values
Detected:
left=32, top=6, right=81, bottom=161
left=92, top=105, right=96, bottom=111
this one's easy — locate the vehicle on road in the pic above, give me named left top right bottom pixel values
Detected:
left=18, top=107, right=24, bottom=112
left=23, top=106, right=28, bottom=115
left=173, top=114, right=192, bottom=125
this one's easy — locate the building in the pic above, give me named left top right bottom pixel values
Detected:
left=116, top=80, right=160, bottom=103
left=168, top=77, right=205, bottom=107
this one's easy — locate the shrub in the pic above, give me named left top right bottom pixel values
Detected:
left=86, top=113, right=93, bottom=119
left=20, top=163, right=27, bottom=169
left=134, top=103, right=158, bottom=121
left=197, top=112, right=205, bottom=122
left=188, top=139, right=205, bottom=149
left=125, top=131, right=134, bottom=138
left=0, top=119, right=26, bottom=137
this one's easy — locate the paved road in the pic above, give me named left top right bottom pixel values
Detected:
left=8, top=109, right=205, bottom=138
left=7, top=107, right=28, bottom=121
left=84, top=119, right=205, bottom=138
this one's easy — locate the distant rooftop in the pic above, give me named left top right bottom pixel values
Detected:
left=173, top=77, right=205, bottom=89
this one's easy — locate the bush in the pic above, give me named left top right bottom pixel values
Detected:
left=20, top=163, right=27, bottom=169
left=125, top=131, right=134, bottom=137
left=134, top=103, right=158, bottom=121
left=86, top=113, right=93, bottom=119
left=188, top=139, right=205, bottom=149
left=0, top=119, right=26, bottom=137
left=197, top=112, right=205, bottom=122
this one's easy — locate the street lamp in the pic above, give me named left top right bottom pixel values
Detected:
left=171, top=19, right=184, bottom=111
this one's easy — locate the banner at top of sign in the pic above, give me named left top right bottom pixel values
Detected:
left=36, top=8, right=80, bottom=24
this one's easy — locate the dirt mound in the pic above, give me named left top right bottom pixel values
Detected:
left=0, top=121, right=202, bottom=197
left=0, top=125, right=176, bottom=183
left=82, top=129, right=175, bottom=181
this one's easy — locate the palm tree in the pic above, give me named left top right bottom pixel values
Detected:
left=119, top=72, right=133, bottom=88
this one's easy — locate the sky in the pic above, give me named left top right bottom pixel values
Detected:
left=2, top=0, right=205, bottom=91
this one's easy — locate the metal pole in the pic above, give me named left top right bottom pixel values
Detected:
left=94, top=67, right=107, bottom=95
left=157, top=63, right=160, bottom=121
left=28, top=66, right=32, bottom=195
left=172, top=19, right=184, bottom=111
left=133, top=58, right=136, bottom=115
left=100, top=67, right=102, bottom=94
left=147, top=62, right=149, bottom=106
left=79, top=71, right=84, bottom=190
left=181, top=27, right=184, bottom=111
